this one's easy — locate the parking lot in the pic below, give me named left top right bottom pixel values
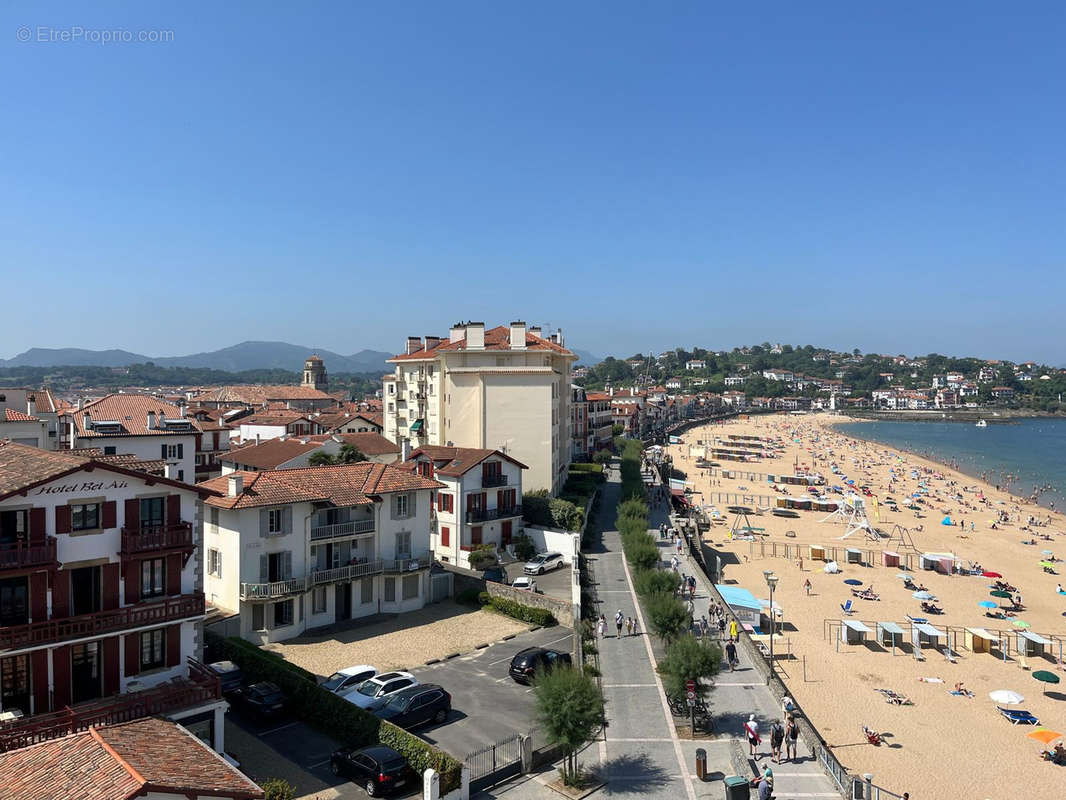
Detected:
left=409, top=625, right=574, bottom=759
left=498, top=558, right=573, bottom=603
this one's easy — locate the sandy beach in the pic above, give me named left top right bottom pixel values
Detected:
left=668, top=413, right=1066, bottom=799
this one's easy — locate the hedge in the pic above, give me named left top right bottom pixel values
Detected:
left=478, top=592, right=557, bottom=626
left=206, top=633, right=462, bottom=791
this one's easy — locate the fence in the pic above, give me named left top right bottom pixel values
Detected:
left=465, top=732, right=524, bottom=793
left=429, top=571, right=453, bottom=603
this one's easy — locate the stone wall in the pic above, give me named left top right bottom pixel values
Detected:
left=444, top=564, right=574, bottom=629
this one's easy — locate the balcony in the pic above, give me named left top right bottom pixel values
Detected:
left=0, top=658, right=221, bottom=753
left=243, top=555, right=432, bottom=597
left=0, top=538, right=57, bottom=572
left=480, top=473, right=508, bottom=488
left=239, top=577, right=307, bottom=600
left=0, top=594, right=205, bottom=652
left=310, top=519, right=375, bottom=541
left=382, top=553, right=432, bottom=572
left=465, top=505, right=522, bottom=524
left=120, top=523, right=194, bottom=555
left=310, top=560, right=383, bottom=586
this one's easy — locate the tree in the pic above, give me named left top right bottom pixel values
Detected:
left=533, top=667, right=603, bottom=785
left=307, top=450, right=336, bottom=467
left=592, top=449, right=613, bottom=465
left=261, top=779, right=295, bottom=800
left=644, top=592, right=690, bottom=644
left=656, top=636, right=721, bottom=700
left=336, top=443, right=366, bottom=463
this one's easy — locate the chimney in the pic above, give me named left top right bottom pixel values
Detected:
left=449, top=322, right=466, bottom=343
left=26, top=395, right=36, bottom=417
left=406, top=336, right=422, bottom=355
left=549, top=333, right=558, bottom=344
left=401, top=440, right=411, bottom=463
left=146, top=411, right=156, bottom=430
left=83, top=412, right=92, bottom=430
left=466, top=322, right=485, bottom=350
left=424, top=335, right=442, bottom=351
left=227, top=474, right=243, bottom=497
left=529, top=325, right=542, bottom=339
left=77, top=396, right=85, bottom=410
left=509, top=321, right=526, bottom=350
left=557, top=327, right=564, bottom=346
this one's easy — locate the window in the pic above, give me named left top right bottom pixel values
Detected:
left=141, top=558, right=165, bottom=599
left=312, top=586, right=327, bottom=614
left=140, top=497, right=164, bottom=531
left=210, top=507, right=219, bottom=528
left=252, top=604, right=265, bottom=631
left=70, top=503, right=100, bottom=531
left=140, top=629, right=165, bottom=670
left=440, top=526, right=450, bottom=547
left=384, top=577, right=396, bottom=602
left=177, top=470, right=184, bottom=482
left=394, top=494, right=409, bottom=518
left=103, top=446, right=116, bottom=456
left=402, top=574, right=419, bottom=601
left=360, top=578, right=373, bottom=604
left=438, top=493, right=453, bottom=513
left=207, top=548, right=222, bottom=578
left=471, top=526, right=482, bottom=545
left=268, top=509, right=284, bottom=534
left=395, top=531, right=412, bottom=559
left=164, top=444, right=180, bottom=459
left=272, top=599, right=294, bottom=628
left=0, top=654, right=30, bottom=716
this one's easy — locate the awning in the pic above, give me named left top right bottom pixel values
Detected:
left=409, top=419, right=424, bottom=432
left=914, top=623, right=944, bottom=638
left=843, top=620, right=872, bottom=633
left=1020, top=631, right=1051, bottom=646
left=966, top=627, right=997, bottom=641
left=877, top=622, right=904, bottom=636
left=671, top=488, right=686, bottom=497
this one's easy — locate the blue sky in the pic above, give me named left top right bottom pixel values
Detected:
left=3, top=2, right=1065, bottom=363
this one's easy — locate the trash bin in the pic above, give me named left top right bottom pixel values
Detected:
left=724, top=775, right=750, bottom=799
left=695, top=748, right=707, bottom=780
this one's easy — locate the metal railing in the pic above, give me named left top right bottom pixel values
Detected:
left=310, top=560, right=383, bottom=585
left=0, top=538, right=57, bottom=571
left=240, top=576, right=307, bottom=599
left=120, top=523, right=193, bottom=554
left=465, top=505, right=522, bottom=523
left=309, top=519, right=374, bottom=541
left=240, top=555, right=432, bottom=598
left=480, top=473, right=509, bottom=488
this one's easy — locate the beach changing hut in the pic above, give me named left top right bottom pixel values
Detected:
left=1017, top=630, right=1051, bottom=658
left=965, top=627, right=997, bottom=654
left=842, top=619, right=872, bottom=645
left=715, top=584, right=762, bottom=628
left=881, top=551, right=901, bottom=568
left=912, top=622, right=945, bottom=648
left=877, top=621, right=905, bottom=652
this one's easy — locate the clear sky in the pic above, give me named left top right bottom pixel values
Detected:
left=3, top=2, right=1065, bottom=364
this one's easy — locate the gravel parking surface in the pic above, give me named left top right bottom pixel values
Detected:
left=263, top=601, right=528, bottom=676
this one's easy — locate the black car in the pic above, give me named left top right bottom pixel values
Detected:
left=330, top=744, right=410, bottom=797
left=508, top=647, right=572, bottom=684
left=229, top=681, right=286, bottom=721
left=369, top=684, right=451, bottom=729
left=206, top=660, right=244, bottom=695
left=482, top=566, right=507, bottom=583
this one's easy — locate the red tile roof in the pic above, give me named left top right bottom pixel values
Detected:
left=236, top=411, right=313, bottom=427
left=67, top=394, right=202, bottom=437
left=220, top=438, right=323, bottom=470
left=390, top=325, right=575, bottom=361
left=0, top=718, right=262, bottom=800
left=410, top=445, right=528, bottom=477
left=311, top=410, right=383, bottom=431
left=310, top=432, right=400, bottom=456
left=2, top=409, right=40, bottom=422
left=200, top=461, right=443, bottom=509
left=192, top=385, right=337, bottom=405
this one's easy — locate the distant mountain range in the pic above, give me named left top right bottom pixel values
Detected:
left=0, top=340, right=605, bottom=372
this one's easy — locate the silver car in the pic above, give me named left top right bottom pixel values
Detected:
left=524, top=552, right=564, bottom=575
left=342, top=671, right=419, bottom=709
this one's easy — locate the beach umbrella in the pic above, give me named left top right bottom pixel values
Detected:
left=912, top=591, right=934, bottom=600
left=1042, top=550, right=1054, bottom=555
left=1034, top=671, right=1061, bottom=697
left=979, top=601, right=998, bottom=609
left=844, top=579, right=863, bottom=586
left=895, top=573, right=910, bottom=580
left=989, top=690, right=1024, bottom=704
left=1026, top=729, right=1063, bottom=745
left=982, top=571, right=1003, bottom=578
left=990, top=590, right=1012, bottom=598
left=1012, top=620, right=1031, bottom=629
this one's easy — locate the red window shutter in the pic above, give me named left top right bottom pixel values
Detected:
left=166, top=554, right=182, bottom=596
left=32, top=650, right=50, bottom=713
left=51, top=571, right=69, bottom=618
left=166, top=624, right=181, bottom=667
left=55, top=506, right=71, bottom=535
left=101, top=501, right=116, bottom=529
left=510, top=489, right=517, bottom=507
left=102, top=564, right=120, bottom=610
left=29, top=508, right=46, bottom=545
left=467, top=494, right=474, bottom=511
left=102, top=637, right=120, bottom=696
left=125, top=632, right=140, bottom=677
left=481, top=493, right=487, bottom=511
left=441, top=526, right=450, bottom=547
left=52, top=646, right=71, bottom=708
left=497, top=490, right=504, bottom=508
left=124, top=560, right=140, bottom=605
left=437, top=493, right=443, bottom=512
left=472, top=526, right=482, bottom=545
left=124, top=499, right=139, bottom=530
left=30, top=572, right=48, bottom=621
left=166, top=494, right=180, bottom=525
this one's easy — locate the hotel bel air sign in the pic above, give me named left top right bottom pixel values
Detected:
left=34, top=479, right=130, bottom=495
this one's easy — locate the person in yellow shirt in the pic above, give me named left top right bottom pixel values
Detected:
left=729, top=619, right=738, bottom=641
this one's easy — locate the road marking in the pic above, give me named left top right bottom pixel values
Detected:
left=259, top=722, right=299, bottom=736
left=307, top=757, right=332, bottom=769
left=715, top=682, right=762, bottom=686
left=602, top=683, right=657, bottom=688
left=605, top=737, right=676, bottom=742
left=621, top=554, right=698, bottom=800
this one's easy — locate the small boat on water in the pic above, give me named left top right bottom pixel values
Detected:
left=975, top=419, right=988, bottom=428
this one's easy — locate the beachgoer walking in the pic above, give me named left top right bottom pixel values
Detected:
left=631, top=616, right=639, bottom=636
left=597, top=614, right=607, bottom=638
left=781, top=696, right=793, bottom=719
left=770, top=719, right=784, bottom=763
left=718, top=617, right=726, bottom=639
left=744, top=714, right=761, bottom=757
left=785, top=714, right=798, bottom=762
left=803, top=578, right=812, bottom=596
left=725, top=640, right=738, bottom=672
left=729, top=618, right=739, bottom=641
left=625, top=617, right=634, bottom=637
left=615, top=609, right=624, bottom=637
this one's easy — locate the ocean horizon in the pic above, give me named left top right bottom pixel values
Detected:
left=831, top=417, right=1066, bottom=512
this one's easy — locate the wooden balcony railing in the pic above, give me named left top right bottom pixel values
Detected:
left=0, top=658, right=221, bottom=752
left=0, top=594, right=205, bottom=652
left=120, top=523, right=193, bottom=555
left=0, top=538, right=57, bottom=572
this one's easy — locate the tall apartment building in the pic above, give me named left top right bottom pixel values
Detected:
left=0, top=442, right=226, bottom=753
left=383, top=322, right=576, bottom=493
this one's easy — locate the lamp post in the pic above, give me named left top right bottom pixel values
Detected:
left=764, top=571, right=779, bottom=682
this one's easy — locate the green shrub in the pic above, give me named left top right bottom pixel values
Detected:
left=261, top=778, right=295, bottom=800
left=624, top=539, right=660, bottom=571
left=513, top=534, right=536, bottom=561
left=455, top=587, right=481, bottom=605
left=548, top=497, right=582, bottom=531
left=522, top=490, right=552, bottom=527
left=582, top=664, right=601, bottom=678
left=379, top=723, right=462, bottom=790
left=484, top=595, right=556, bottom=626
left=592, top=449, right=613, bottom=465
left=634, top=568, right=680, bottom=597
left=468, top=547, right=498, bottom=570
left=644, top=592, right=691, bottom=644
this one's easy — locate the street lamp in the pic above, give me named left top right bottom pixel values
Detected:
left=764, top=571, right=779, bottom=682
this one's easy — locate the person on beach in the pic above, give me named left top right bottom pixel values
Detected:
left=725, top=640, right=738, bottom=671
left=615, top=609, right=624, bottom=637
left=744, top=714, right=761, bottom=757
left=803, top=578, right=812, bottom=596
left=785, top=714, right=798, bottom=762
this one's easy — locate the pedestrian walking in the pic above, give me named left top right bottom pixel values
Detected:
left=676, top=537, right=683, bottom=555
left=625, top=617, right=634, bottom=637
left=615, top=609, right=624, bottom=637
left=725, top=640, right=738, bottom=672
left=596, top=614, right=607, bottom=638
left=700, top=615, right=709, bottom=637
left=670, top=555, right=680, bottom=572
left=630, top=615, right=639, bottom=637
left=770, top=719, right=784, bottom=763
left=717, top=616, right=726, bottom=639
left=785, top=714, right=798, bottom=762
left=803, top=578, right=812, bottom=596
left=729, top=618, right=739, bottom=641
left=744, top=714, right=761, bottom=757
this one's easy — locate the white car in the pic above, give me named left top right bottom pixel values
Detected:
left=342, top=671, right=419, bottom=709
left=524, top=552, right=564, bottom=575
left=511, top=576, right=538, bottom=592
left=320, top=665, right=377, bottom=695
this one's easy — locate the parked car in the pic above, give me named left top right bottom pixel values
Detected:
left=369, top=683, right=451, bottom=729
left=229, top=681, right=286, bottom=720
left=524, top=552, right=564, bottom=575
left=482, top=565, right=508, bottom=583
left=330, top=744, right=410, bottom=797
left=511, top=576, right=538, bottom=592
left=206, top=660, right=244, bottom=695
left=342, top=671, right=419, bottom=709
left=321, top=664, right=377, bottom=695
left=508, top=647, right=572, bottom=684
